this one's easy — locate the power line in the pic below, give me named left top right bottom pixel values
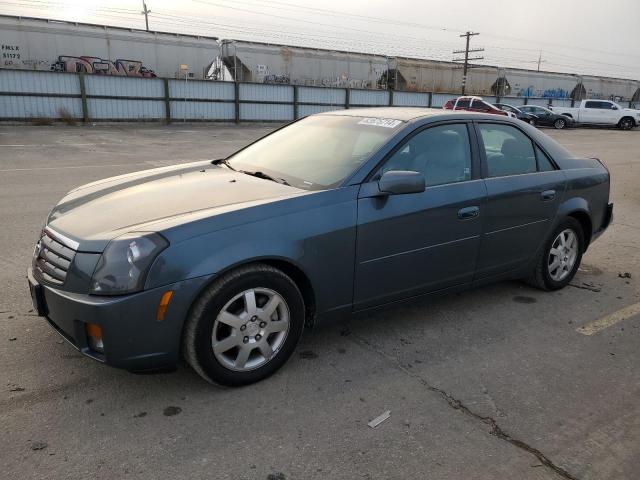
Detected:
left=3, top=0, right=639, bottom=64
left=198, top=0, right=640, bottom=63
left=0, top=0, right=638, bottom=79
left=203, top=0, right=466, bottom=34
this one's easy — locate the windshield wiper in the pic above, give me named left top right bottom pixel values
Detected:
left=211, top=158, right=237, bottom=171
left=240, top=170, right=290, bottom=186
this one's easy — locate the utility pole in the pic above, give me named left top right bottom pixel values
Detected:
left=452, top=31, right=484, bottom=94
left=141, top=0, right=151, bottom=31
left=536, top=51, right=546, bottom=72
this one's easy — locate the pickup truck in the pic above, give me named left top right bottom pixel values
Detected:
left=551, top=99, right=640, bottom=130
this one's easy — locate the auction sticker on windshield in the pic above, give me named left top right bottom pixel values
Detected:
left=358, top=117, right=403, bottom=128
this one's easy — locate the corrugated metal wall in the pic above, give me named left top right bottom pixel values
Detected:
left=392, top=92, right=429, bottom=107
left=526, top=98, right=551, bottom=107
left=502, top=97, right=526, bottom=106
left=0, top=69, right=79, bottom=94
left=1, top=69, right=598, bottom=122
left=0, top=95, right=83, bottom=119
left=349, top=89, right=388, bottom=106
left=298, top=87, right=345, bottom=106
left=0, top=69, right=83, bottom=118
left=169, top=79, right=235, bottom=121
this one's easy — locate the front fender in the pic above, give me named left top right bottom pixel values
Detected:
left=145, top=187, right=360, bottom=315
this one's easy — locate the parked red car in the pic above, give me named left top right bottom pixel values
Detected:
left=443, top=96, right=512, bottom=117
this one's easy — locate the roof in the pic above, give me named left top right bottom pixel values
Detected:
left=320, top=107, right=496, bottom=122
left=320, top=107, right=444, bottom=121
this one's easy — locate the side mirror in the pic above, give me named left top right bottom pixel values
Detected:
left=611, top=105, right=618, bottom=110
left=378, top=170, right=425, bottom=195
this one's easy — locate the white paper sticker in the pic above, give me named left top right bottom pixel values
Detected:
left=358, top=117, right=402, bottom=128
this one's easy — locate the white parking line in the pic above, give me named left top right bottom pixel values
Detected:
left=577, top=301, right=640, bottom=335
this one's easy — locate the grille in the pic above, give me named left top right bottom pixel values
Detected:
left=33, top=230, right=77, bottom=286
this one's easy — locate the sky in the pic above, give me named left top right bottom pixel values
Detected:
left=1, top=0, right=639, bottom=80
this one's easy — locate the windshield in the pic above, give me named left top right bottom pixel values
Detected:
left=226, top=115, right=403, bottom=190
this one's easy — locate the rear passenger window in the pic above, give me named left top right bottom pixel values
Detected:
left=535, top=145, right=555, bottom=171
left=479, top=124, right=537, bottom=177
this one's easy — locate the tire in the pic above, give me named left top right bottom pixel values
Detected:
left=618, top=117, right=634, bottom=130
left=526, top=217, right=585, bottom=291
left=183, top=264, right=305, bottom=386
left=554, top=117, right=567, bottom=129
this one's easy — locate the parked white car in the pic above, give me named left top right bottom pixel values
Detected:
left=551, top=100, right=640, bottom=130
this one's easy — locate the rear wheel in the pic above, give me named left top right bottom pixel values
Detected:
left=527, top=217, right=584, bottom=291
left=554, top=117, right=567, bottom=129
left=183, top=264, right=305, bottom=386
left=618, top=117, right=634, bottom=130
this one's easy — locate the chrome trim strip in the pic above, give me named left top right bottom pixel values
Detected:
left=484, top=218, right=548, bottom=236
left=44, top=226, right=80, bottom=251
left=359, top=235, right=480, bottom=265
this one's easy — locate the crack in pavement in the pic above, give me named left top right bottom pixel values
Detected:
left=568, top=283, right=602, bottom=293
left=344, top=323, right=579, bottom=480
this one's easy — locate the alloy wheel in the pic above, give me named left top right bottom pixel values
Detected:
left=547, top=229, right=578, bottom=282
left=211, top=288, right=290, bottom=371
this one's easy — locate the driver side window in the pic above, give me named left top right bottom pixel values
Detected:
left=377, top=124, right=472, bottom=187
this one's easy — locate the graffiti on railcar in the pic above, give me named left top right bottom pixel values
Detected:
left=50, top=56, right=156, bottom=77
left=515, top=85, right=571, bottom=98
left=263, top=74, right=290, bottom=84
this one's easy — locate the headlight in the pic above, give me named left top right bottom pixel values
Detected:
left=90, top=232, right=168, bottom=295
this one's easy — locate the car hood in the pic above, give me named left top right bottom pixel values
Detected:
left=47, top=161, right=305, bottom=251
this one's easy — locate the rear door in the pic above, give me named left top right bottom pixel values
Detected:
left=474, top=121, right=566, bottom=279
left=582, top=101, right=604, bottom=123
left=354, top=122, right=485, bottom=309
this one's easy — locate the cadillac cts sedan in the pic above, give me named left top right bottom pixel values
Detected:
left=28, top=108, right=613, bottom=386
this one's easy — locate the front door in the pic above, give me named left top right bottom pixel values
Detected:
left=354, top=123, right=486, bottom=310
left=474, top=122, right=566, bottom=278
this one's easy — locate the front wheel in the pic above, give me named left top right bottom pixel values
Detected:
left=183, top=264, right=305, bottom=386
left=618, top=117, right=634, bottom=130
left=526, top=218, right=584, bottom=291
left=554, top=117, right=567, bottom=129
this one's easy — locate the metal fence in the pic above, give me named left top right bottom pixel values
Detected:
left=0, top=69, right=636, bottom=122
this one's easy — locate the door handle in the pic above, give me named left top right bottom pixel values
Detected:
left=458, top=206, right=479, bottom=220
left=541, top=190, right=556, bottom=201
